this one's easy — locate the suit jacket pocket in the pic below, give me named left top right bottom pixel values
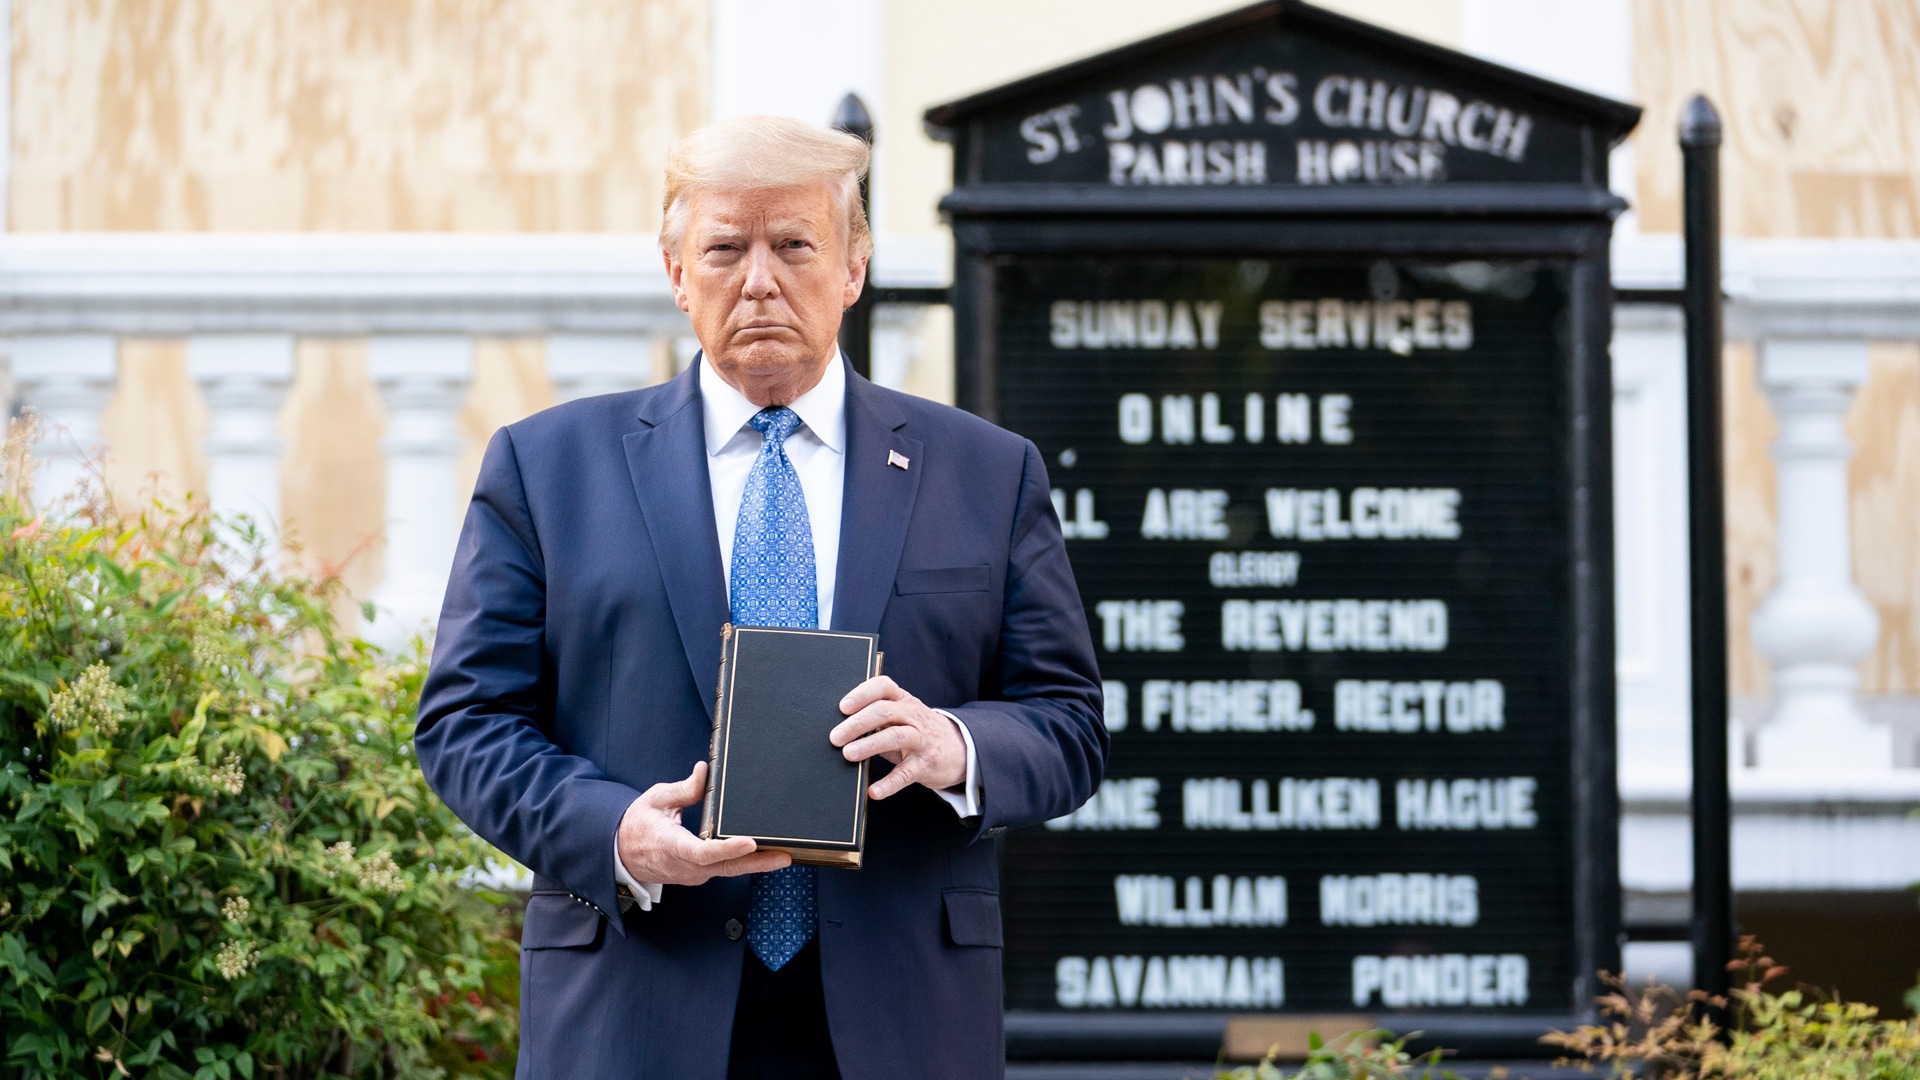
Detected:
left=896, top=565, right=991, bottom=596
left=942, top=888, right=1003, bottom=947
left=521, top=893, right=606, bottom=950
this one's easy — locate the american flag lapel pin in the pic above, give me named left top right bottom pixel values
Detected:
left=887, top=449, right=911, bottom=470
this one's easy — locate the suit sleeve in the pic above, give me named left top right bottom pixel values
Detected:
left=948, top=439, right=1109, bottom=836
left=413, top=427, right=642, bottom=931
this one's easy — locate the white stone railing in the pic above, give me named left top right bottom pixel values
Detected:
left=0, top=234, right=694, bottom=645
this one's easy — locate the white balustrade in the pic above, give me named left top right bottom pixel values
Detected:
left=1750, top=339, right=1888, bottom=770
left=189, top=333, right=295, bottom=528
left=10, top=333, right=117, bottom=509
left=547, top=333, right=655, bottom=401
left=367, top=335, right=473, bottom=647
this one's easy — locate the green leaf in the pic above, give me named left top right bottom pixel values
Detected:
left=180, top=700, right=209, bottom=754
left=85, top=997, right=112, bottom=1034
left=234, top=1050, right=254, bottom=1079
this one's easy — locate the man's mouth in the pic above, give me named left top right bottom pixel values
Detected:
left=736, top=321, right=795, bottom=337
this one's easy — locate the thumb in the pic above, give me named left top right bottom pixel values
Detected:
left=647, top=761, right=709, bottom=809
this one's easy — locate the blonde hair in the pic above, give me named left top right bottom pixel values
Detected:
left=659, top=116, right=872, bottom=263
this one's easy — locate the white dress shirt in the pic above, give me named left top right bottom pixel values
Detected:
left=614, top=353, right=980, bottom=910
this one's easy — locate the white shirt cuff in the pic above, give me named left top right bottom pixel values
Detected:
left=931, top=708, right=982, bottom=820
left=613, top=811, right=665, bottom=912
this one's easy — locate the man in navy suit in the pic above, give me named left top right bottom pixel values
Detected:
left=414, top=115, right=1106, bottom=1079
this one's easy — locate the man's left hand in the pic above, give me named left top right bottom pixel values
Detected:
left=832, top=676, right=966, bottom=800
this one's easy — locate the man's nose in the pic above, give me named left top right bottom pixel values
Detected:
left=742, top=244, right=780, bottom=299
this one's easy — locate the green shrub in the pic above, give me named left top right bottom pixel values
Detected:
left=0, top=434, right=518, bottom=1079
left=1544, top=937, right=1920, bottom=1079
left=1217, top=938, right=1920, bottom=1080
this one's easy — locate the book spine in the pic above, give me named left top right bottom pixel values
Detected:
left=700, top=623, right=732, bottom=839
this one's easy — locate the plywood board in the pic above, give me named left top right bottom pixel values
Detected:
left=1632, top=0, right=1920, bottom=238
left=279, top=338, right=386, bottom=634
left=10, top=0, right=708, bottom=231
left=98, top=338, right=206, bottom=517
left=1849, top=343, right=1920, bottom=694
left=1722, top=342, right=1777, bottom=699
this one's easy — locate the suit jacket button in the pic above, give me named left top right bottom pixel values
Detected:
left=725, top=918, right=744, bottom=941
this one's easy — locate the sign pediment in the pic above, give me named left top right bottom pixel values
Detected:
left=925, top=1, right=1640, bottom=194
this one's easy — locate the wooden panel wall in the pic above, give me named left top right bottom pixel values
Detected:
left=1850, top=344, right=1920, bottom=694
left=10, top=0, right=709, bottom=231
left=99, top=339, right=206, bottom=517
left=1632, top=0, right=1920, bottom=238
left=1722, top=344, right=1777, bottom=699
left=280, top=339, right=386, bottom=630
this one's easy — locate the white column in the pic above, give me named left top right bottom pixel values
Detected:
left=368, top=335, right=472, bottom=648
left=1751, top=339, right=1887, bottom=769
left=189, top=334, right=294, bottom=527
left=10, top=333, right=117, bottom=508
left=1611, top=310, right=1694, bottom=791
left=547, top=333, right=654, bottom=402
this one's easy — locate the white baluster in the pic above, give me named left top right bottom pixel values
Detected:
left=368, top=335, right=472, bottom=649
left=10, top=334, right=117, bottom=509
left=1750, top=339, right=1888, bottom=770
left=189, top=334, right=295, bottom=529
left=547, top=333, right=654, bottom=401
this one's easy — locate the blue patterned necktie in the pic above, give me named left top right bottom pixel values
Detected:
left=732, top=406, right=819, bottom=971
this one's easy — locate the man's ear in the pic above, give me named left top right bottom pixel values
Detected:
left=842, top=253, right=869, bottom=309
left=662, top=247, right=692, bottom=314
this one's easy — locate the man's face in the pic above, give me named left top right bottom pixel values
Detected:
left=664, top=182, right=867, bottom=407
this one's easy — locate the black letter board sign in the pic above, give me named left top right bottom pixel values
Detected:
left=924, top=0, right=1641, bottom=1057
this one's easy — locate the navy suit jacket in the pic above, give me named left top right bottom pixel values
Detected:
left=414, top=358, right=1107, bottom=1079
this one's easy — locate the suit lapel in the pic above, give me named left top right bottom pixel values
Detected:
left=833, top=368, right=921, bottom=633
left=623, top=363, right=729, bottom=715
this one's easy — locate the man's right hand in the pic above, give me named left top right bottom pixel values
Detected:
left=616, top=761, right=792, bottom=886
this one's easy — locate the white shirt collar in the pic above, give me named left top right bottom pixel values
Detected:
left=698, top=348, right=847, bottom=457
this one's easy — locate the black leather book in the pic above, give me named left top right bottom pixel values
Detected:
left=699, top=624, right=879, bottom=868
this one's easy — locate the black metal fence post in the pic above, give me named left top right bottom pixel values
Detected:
left=833, top=92, right=876, bottom=380
left=1680, top=93, right=1732, bottom=1017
